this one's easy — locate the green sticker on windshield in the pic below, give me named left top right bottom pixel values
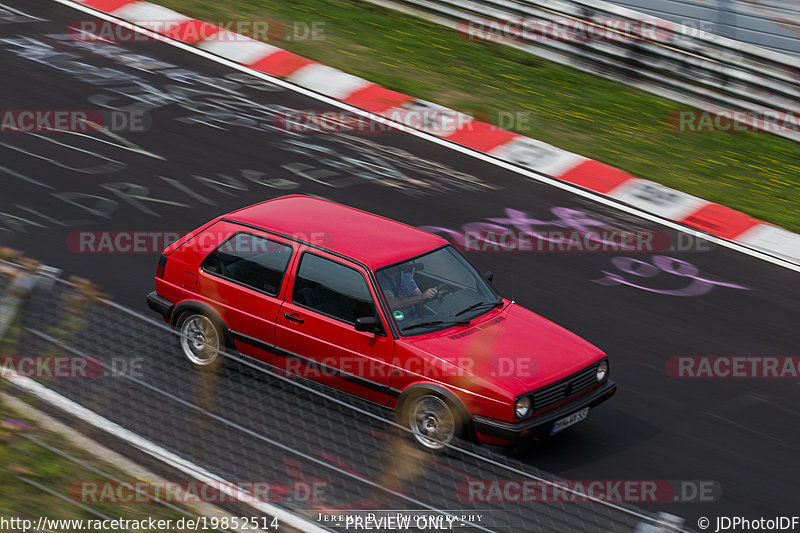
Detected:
left=393, top=310, right=405, bottom=321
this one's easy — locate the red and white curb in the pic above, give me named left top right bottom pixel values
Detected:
left=73, top=0, right=800, bottom=265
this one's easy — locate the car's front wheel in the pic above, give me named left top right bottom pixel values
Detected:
left=406, top=393, right=460, bottom=451
left=177, top=312, right=223, bottom=370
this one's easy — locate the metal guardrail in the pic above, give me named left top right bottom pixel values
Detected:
left=1, top=264, right=687, bottom=533
left=363, top=0, right=800, bottom=142
left=610, top=0, right=800, bottom=58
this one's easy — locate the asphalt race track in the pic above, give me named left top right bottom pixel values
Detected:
left=2, top=0, right=800, bottom=527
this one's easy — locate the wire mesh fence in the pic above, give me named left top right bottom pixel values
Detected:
left=7, top=433, right=241, bottom=533
left=1, top=264, right=686, bottom=533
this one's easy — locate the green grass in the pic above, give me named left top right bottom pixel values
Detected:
left=0, top=398, right=199, bottom=530
left=153, top=0, right=800, bottom=232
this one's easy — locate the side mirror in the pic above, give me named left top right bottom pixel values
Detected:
left=354, top=316, right=378, bottom=332
left=484, top=270, right=494, bottom=282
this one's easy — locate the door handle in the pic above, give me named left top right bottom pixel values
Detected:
left=283, top=312, right=304, bottom=324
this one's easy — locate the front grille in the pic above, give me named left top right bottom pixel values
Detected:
left=528, top=361, right=602, bottom=414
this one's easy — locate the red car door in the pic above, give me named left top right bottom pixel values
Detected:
left=195, top=226, right=296, bottom=364
left=275, top=248, right=394, bottom=405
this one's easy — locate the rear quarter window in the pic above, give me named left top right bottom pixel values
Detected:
left=201, top=233, right=293, bottom=296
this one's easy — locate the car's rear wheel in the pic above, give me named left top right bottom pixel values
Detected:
left=406, top=393, right=460, bottom=451
left=177, top=312, right=223, bottom=370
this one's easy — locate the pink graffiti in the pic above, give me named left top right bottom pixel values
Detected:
left=420, top=207, right=617, bottom=247
left=593, top=256, right=750, bottom=296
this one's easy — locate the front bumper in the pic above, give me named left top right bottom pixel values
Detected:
left=473, top=380, right=617, bottom=441
left=146, top=291, right=174, bottom=319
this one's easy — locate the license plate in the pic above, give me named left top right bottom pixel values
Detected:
left=550, top=407, right=590, bottom=435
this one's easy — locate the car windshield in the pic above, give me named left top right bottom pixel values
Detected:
left=375, top=246, right=501, bottom=336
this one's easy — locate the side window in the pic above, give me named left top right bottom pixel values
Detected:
left=292, top=254, right=376, bottom=324
left=201, top=233, right=292, bottom=296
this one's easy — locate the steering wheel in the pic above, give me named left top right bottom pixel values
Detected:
left=434, top=283, right=452, bottom=299
left=419, top=283, right=450, bottom=316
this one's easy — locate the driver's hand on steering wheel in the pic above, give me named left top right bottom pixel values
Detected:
left=422, top=287, right=438, bottom=301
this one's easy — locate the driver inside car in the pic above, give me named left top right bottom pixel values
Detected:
left=377, top=266, right=438, bottom=320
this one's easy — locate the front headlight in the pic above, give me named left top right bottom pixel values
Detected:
left=596, top=360, right=608, bottom=382
left=515, top=396, right=531, bottom=418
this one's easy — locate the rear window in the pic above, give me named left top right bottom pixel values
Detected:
left=201, top=233, right=293, bottom=296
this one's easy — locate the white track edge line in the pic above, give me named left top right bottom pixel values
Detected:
left=49, top=0, right=800, bottom=275
left=3, top=371, right=332, bottom=533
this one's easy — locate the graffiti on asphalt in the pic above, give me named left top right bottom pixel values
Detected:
left=419, top=207, right=614, bottom=247
left=275, top=134, right=497, bottom=195
left=592, top=256, right=750, bottom=296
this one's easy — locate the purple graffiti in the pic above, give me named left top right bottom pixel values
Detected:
left=420, top=207, right=615, bottom=247
left=593, top=256, right=750, bottom=296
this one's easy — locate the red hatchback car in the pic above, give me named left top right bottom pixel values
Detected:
left=147, top=195, right=616, bottom=450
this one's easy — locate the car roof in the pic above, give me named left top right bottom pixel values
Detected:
left=224, top=195, right=448, bottom=270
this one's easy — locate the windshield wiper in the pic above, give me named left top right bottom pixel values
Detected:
left=400, top=319, right=470, bottom=332
left=455, top=300, right=503, bottom=317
